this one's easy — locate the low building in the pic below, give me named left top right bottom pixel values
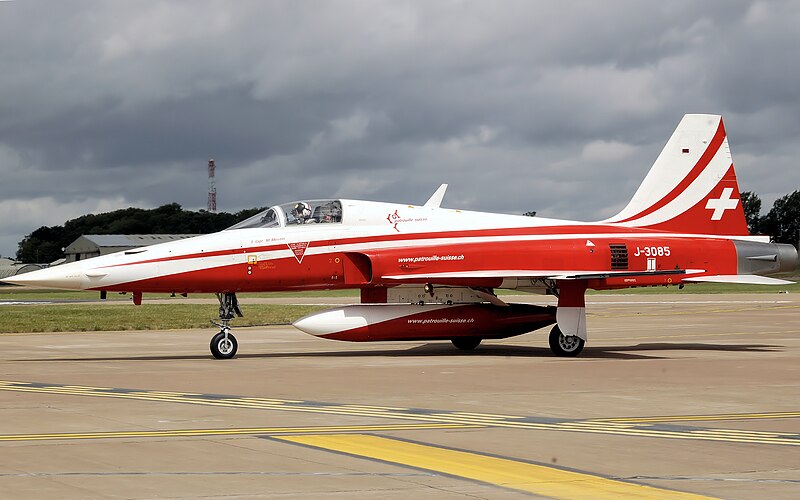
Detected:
left=64, top=234, right=200, bottom=262
left=0, top=257, right=44, bottom=280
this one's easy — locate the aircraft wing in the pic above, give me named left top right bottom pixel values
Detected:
left=383, top=269, right=794, bottom=285
left=382, top=269, right=703, bottom=281
left=683, top=275, right=795, bottom=285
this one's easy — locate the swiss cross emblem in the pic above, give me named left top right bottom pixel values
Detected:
left=705, top=188, right=739, bottom=221
left=288, top=242, right=310, bottom=263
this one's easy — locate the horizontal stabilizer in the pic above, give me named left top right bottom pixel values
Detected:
left=684, top=275, right=795, bottom=285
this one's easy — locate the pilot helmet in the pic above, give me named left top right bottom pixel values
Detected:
left=293, top=202, right=312, bottom=219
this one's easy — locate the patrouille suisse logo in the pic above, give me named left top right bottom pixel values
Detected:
left=387, top=210, right=401, bottom=232
left=386, top=210, right=428, bottom=232
left=288, top=242, right=310, bottom=263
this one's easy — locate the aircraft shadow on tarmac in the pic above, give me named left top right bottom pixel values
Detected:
left=15, top=342, right=783, bottom=363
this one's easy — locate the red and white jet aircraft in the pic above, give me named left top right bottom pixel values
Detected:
left=5, top=114, right=797, bottom=358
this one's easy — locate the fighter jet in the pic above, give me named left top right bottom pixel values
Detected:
left=5, top=115, right=797, bottom=359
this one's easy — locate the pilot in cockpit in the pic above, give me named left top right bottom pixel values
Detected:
left=259, top=208, right=277, bottom=226
left=291, top=202, right=313, bottom=224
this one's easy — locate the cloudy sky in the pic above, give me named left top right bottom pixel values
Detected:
left=1, top=1, right=799, bottom=258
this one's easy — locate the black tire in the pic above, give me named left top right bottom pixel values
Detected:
left=548, top=325, right=584, bottom=357
left=210, top=331, right=238, bottom=359
left=451, top=337, right=482, bottom=350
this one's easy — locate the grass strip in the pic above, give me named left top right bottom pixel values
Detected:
left=2, top=280, right=798, bottom=302
left=0, top=304, right=328, bottom=333
left=587, top=281, right=799, bottom=294
left=0, top=288, right=360, bottom=301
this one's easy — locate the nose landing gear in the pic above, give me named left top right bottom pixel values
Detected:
left=210, top=292, right=242, bottom=359
left=210, top=329, right=238, bottom=359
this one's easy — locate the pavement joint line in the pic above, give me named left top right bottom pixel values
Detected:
left=236, top=397, right=304, bottom=403
left=2, top=380, right=798, bottom=447
left=337, top=405, right=397, bottom=411
left=449, top=412, right=526, bottom=419
left=691, top=428, right=784, bottom=435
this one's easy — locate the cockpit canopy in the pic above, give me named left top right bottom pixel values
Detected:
left=227, top=200, right=343, bottom=230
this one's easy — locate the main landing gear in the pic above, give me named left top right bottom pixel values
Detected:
left=211, top=292, right=242, bottom=359
left=548, top=324, right=585, bottom=357
left=451, top=337, right=482, bottom=350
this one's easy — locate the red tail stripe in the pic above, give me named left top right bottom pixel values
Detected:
left=616, top=119, right=727, bottom=224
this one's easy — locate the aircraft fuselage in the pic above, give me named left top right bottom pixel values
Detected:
left=13, top=202, right=777, bottom=296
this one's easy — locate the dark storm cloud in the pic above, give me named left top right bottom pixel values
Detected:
left=5, top=85, right=347, bottom=169
left=1, top=0, right=799, bottom=257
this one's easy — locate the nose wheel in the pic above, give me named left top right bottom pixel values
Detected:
left=210, top=292, right=243, bottom=359
left=210, top=329, right=238, bottom=359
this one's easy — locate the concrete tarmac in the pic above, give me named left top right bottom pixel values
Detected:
left=0, top=293, right=798, bottom=499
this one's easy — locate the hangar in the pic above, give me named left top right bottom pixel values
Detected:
left=64, top=234, right=199, bottom=263
left=0, top=257, right=44, bottom=280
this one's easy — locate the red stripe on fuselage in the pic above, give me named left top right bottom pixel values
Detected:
left=99, top=224, right=677, bottom=270
left=91, top=235, right=738, bottom=294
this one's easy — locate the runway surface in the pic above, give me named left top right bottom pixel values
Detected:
left=0, top=293, right=798, bottom=498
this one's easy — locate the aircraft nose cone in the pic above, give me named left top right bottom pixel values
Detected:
left=1, top=263, right=86, bottom=290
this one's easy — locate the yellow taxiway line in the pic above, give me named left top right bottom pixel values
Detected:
left=0, top=423, right=477, bottom=442
left=275, top=434, right=716, bottom=499
left=590, top=411, right=800, bottom=424
left=1, top=380, right=798, bottom=447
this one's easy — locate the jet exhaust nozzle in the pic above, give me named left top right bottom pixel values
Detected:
left=734, top=240, right=798, bottom=276
left=776, top=243, right=799, bottom=273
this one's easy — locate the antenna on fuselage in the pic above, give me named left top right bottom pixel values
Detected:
left=424, top=184, right=448, bottom=208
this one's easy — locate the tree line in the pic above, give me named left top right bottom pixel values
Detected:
left=740, top=190, right=800, bottom=247
left=16, top=203, right=263, bottom=263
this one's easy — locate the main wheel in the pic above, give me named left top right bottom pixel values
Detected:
left=451, top=337, right=482, bottom=350
left=210, top=331, right=238, bottom=359
left=548, top=325, right=584, bottom=357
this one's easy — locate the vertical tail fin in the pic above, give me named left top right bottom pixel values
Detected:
left=605, top=114, right=749, bottom=236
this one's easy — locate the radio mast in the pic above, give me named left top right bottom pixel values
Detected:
left=207, top=159, right=217, bottom=213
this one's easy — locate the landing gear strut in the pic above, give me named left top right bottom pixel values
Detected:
left=551, top=280, right=587, bottom=357
left=211, top=292, right=242, bottom=359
